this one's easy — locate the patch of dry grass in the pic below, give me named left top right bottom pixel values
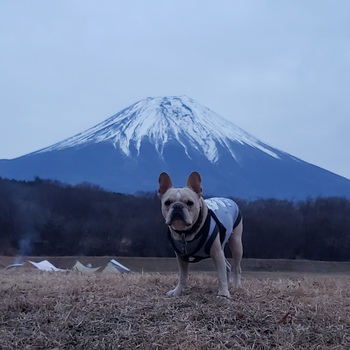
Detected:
left=1, top=271, right=350, bottom=349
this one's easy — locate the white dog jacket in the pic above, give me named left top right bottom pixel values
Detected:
left=167, top=198, right=241, bottom=263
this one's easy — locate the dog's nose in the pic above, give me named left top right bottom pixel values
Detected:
left=172, top=203, right=183, bottom=212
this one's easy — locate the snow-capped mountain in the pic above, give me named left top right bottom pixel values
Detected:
left=1, top=96, right=350, bottom=199
left=39, top=96, right=280, bottom=162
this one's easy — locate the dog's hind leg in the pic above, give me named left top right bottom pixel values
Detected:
left=227, top=220, right=243, bottom=288
left=210, top=236, right=231, bottom=298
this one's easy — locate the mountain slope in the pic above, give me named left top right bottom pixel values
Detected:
left=36, top=96, right=281, bottom=161
left=1, top=96, right=350, bottom=199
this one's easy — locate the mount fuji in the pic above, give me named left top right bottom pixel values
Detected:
left=1, top=96, right=350, bottom=199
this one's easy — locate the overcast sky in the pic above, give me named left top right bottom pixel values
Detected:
left=1, top=1, right=349, bottom=179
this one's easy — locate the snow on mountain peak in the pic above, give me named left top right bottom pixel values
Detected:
left=39, top=96, right=279, bottom=162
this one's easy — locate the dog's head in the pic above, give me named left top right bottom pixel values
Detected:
left=158, top=171, right=205, bottom=232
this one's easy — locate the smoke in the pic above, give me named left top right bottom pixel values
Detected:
left=14, top=234, right=34, bottom=264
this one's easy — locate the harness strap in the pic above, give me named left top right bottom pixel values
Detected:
left=204, top=222, right=220, bottom=256
left=168, top=207, right=242, bottom=263
left=168, top=209, right=236, bottom=263
left=203, top=210, right=242, bottom=256
left=167, top=211, right=211, bottom=263
left=208, top=209, right=227, bottom=247
left=233, top=210, right=242, bottom=230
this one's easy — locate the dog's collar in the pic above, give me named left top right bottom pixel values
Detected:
left=171, top=207, right=203, bottom=236
left=167, top=209, right=217, bottom=263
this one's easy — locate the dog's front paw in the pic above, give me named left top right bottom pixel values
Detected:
left=166, top=289, right=177, bottom=297
left=217, top=291, right=231, bottom=299
left=166, top=286, right=183, bottom=297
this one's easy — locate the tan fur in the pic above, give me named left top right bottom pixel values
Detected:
left=158, top=171, right=243, bottom=298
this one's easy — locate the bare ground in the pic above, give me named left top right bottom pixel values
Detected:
left=1, top=268, right=350, bottom=349
left=2, top=256, right=350, bottom=274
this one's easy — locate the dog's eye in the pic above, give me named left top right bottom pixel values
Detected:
left=164, top=200, right=171, bottom=206
left=187, top=200, right=194, bottom=207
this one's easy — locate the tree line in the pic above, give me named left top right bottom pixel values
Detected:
left=1, top=177, right=350, bottom=261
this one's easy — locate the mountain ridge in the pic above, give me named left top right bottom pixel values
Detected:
left=35, top=96, right=281, bottom=162
left=1, top=96, right=350, bottom=199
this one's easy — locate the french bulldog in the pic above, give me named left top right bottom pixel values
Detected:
left=158, top=171, right=243, bottom=298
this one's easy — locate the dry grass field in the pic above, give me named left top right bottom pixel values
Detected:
left=1, top=263, right=350, bottom=349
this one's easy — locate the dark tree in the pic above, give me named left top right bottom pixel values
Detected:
left=1, top=177, right=350, bottom=261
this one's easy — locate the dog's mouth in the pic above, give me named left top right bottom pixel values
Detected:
left=167, top=213, right=189, bottom=226
left=166, top=207, right=192, bottom=228
left=170, top=212, right=185, bottom=222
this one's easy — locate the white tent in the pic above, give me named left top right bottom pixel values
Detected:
left=25, top=260, right=63, bottom=271
left=72, top=260, right=102, bottom=274
left=102, top=259, right=130, bottom=274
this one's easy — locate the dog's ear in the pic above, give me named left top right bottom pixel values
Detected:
left=158, top=172, right=173, bottom=198
left=186, top=171, right=203, bottom=197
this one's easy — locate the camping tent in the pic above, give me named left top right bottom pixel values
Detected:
left=5, top=263, right=23, bottom=270
left=72, top=260, right=102, bottom=274
left=23, top=260, right=63, bottom=271
left=102, top=259, right=130, bottom=274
